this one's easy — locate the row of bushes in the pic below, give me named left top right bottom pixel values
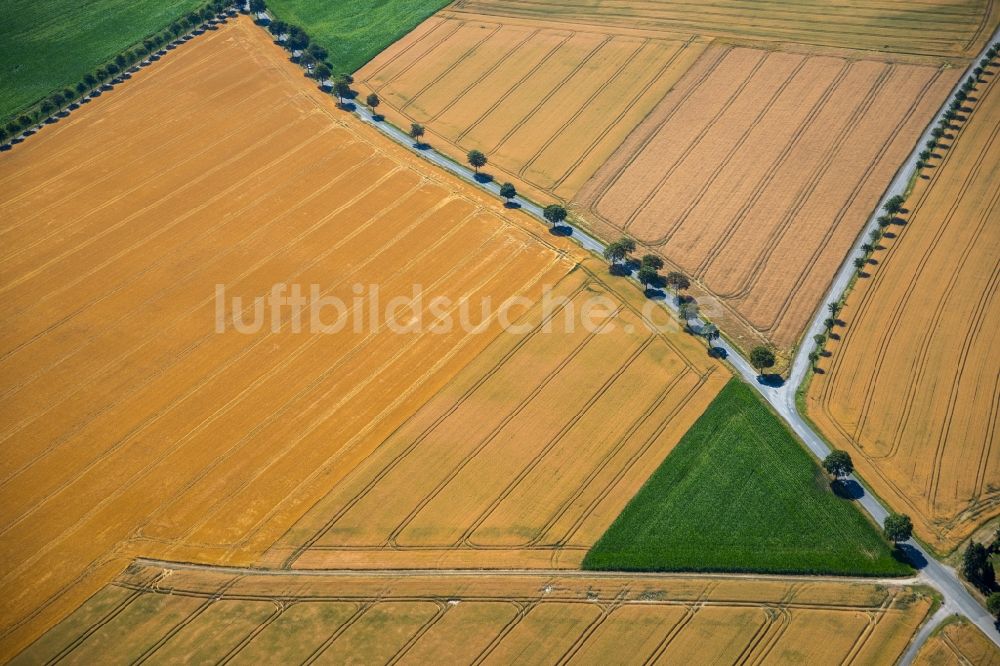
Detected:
left=0, top=0, right=243, bottom=145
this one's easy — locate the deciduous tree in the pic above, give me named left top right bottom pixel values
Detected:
left=749, top=346, right=775, bottom=375
left=822, top=450, right=853, bottom=478
left=883, top=513, right=913, bottom=544
left=543, top=204, right=567, bottom=228
left=467, top=149, right=487, bottom=174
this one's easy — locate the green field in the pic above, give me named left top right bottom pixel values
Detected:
left=265, top=0, right=451, bottom=76
left=0, top=0, right=204, bottom=123
left=584, top=379, right=911, bottom=576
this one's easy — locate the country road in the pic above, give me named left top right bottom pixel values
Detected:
left=340, top=23, right=1000, bottom=657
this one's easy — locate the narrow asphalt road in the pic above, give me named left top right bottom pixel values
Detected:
left=344, top=24, right=1000, bottom=655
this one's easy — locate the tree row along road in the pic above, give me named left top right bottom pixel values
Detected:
left=339, top=23, right=1000, bottom=656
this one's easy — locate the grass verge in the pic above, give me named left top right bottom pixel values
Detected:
left=265, top=0, right=451, bottom=76
left=583, top=378, right=912, bottom=576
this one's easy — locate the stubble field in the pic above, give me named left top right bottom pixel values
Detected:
left=0, top=17, right=589, bottom=658
left=15, top=563, right=934, bottom=666
left=577, top=44, right=958, bottom=353
left=914, top=618, right=1000, bottom=665
left=448, top=0, right=999, bottom=59
left=354, top=11, right=708, bottom=204
left=265, top=258, right=729, bottom=571
left=806, top=71, right=1000, bottom=552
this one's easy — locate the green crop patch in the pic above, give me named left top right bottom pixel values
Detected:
left=584, top=379, right=911, bottom=576
left=0, top=0, right=202, bottom=123
left=265, top=0, right=451, bottom=76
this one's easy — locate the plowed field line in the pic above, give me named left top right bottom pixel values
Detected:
left=453, top=30, right=574, bottom=143
left=130, top=575, right=247, bottom=665
left=0, top=146, right=376, bottom=407
left=223, top=247, right=571, bottom=557
left=556, top=371, right=716, bottom=547
left=300, top=600, right=378, bottom=666
left=487, top=34, right=613, bottom=156
left=362, top=17, right=452, bottom=84
left=460, top=365, right=691, bottom=548
left=0, top=117, right=329, bottom=298
left=645, top=55, right=808, bottom=247
left=515, top=37, right=650, bottom=178
left=762, top=69, right=946, bottom=336
left=453, top=336, right=657, bottom=546
left=276, top=281, right=590, bottom=566
left=0, top=156, right=391, bottom=481
left=582, top=46, right=729, bottom=220
left=383, top=306, right=627, bottom=546
left=0, top=59, right=257, bottom=214
left=549, top=36, right=696, bottom=192
left=385, top=601, right=451, bottom=665
left=214, top=602, right=285, bottom=666
left=621, top=52, right=770, bottom=233
left=371, top=20, right=470, bottom=95
left=0, top=94, right=300, bottom=265
left=158, top=224, right=526, bottom=548
left=843, top=115, right=998, bottom=451
left=40, top=573, right=165, bottom=665
left=689, top=60, right=852, bottom=276
left=709, top=62, right=896, bottom=300
left=399, top=24, right=506, bottom=114
left=927, top=233, right=1000, bottom=505
left=0, top=167, right=426, bottom=543
left=425, top=28, right=540, bottom=125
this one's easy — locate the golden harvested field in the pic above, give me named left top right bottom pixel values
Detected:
left=265, top=257, right=728, bottom=570
left=914, top=619, right=1000, bottom=666
left=15, top=564, right=934, bottom=665
left=807, top=71, right=1000, bottom=553
left=577, top=44, right=958, bottom=354
left=0, top=17, right=593, bottom=658
left=354, top=12, right=709, bottom=204
left=449, top=0, right=1000, bottom=59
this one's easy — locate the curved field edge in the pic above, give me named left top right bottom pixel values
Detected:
left=264, top=0, right=453, bottom=76
left=0, top=0, right=205, bottom=124
left=584, top=379, right=912, bottom=576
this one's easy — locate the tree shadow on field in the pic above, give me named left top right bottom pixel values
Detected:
left=609, top=263, right=632, bottom=277
left=893, top=543, right=928, bottom=570
left=831, top=479, right=864, bottom=500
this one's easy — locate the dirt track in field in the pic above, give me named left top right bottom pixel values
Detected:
left=353, top=12, right=708, bottom=205
left=449, top=0, right=1000, bottom=60
left=14, top=563, right=933, bottom=665
left=0, top=17, right=598, bottom=658
left=575, top=44, right=958, bottom=357
left=806, top=71, right=1000, bottom=553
